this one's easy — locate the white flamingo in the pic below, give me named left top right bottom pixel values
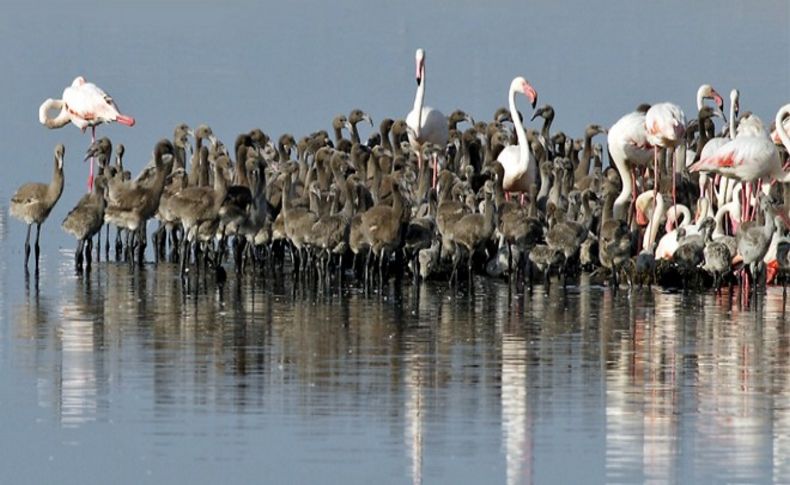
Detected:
left=406, top=48, right=448, bottom=187
left=496, top=76, right=538, bottom=202
left=608, top=104, right=653, bottom=220
left=39, top=76, right=135, bottom=190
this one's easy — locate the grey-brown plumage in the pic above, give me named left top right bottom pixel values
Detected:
left=10, top=143, right=65, bottom=267
left=62, top=176, right=106, bottom=270
left=598, top=191, right=632, bottom=287
left=703, top=240, right=732, bottom=290
left=348, top=109, right=373, bottom=144
left=169, top=149, right=229, bottom=274
left=361, top=174, right=406, bottom=281
left=449, top=181, right=496, bottom=281
left=104, top=139, right=174, bottom=264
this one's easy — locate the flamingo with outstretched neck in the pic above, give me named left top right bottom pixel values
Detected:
left=39, top=76, right=135, bottom=190
left=406, top=48, right=448, bottom=188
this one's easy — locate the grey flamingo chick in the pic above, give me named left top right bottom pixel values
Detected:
left=10, top=144, right=65, bottom=268
left=598, top=189, right=632, bottom=288
left=735, top=195, right=780, bottom=291
left=348, top=109, right=373, bottom=144
left=449, top=181, right=496, bottom=282
left=104, top=139, right=174, bottom=265
left=361, top=174, right=406, bottom=284
left=62, top=176, right=107, bottom=271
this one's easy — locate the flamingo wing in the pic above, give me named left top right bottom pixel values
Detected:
left=690, top=136, right=778, bottom=179
left=645, top=103, right=685, bottom=144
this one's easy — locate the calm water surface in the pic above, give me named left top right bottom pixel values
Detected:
left=1, top=0, right=790, bottom=483
left=1, top=244, right=789, bottom=483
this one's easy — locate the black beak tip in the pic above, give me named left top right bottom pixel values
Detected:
left=416, top=78, right=421, bottom=86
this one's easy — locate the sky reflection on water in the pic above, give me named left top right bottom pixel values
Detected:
left=3, top=264, right=790, bottom=484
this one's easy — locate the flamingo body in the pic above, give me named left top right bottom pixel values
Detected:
left=689, top=133, right=780, bottom=182
left=39, top=76, right=135, bottom=131
left=496, top=76, right=538, bottom=194
left=645, top=103, right=685, bottom=148
left=406, top=49, right=448, bottom=149
left=607, top=108, right=652, bottom=219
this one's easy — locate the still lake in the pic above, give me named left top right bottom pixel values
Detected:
left=1, top=0, right=789, bottom=483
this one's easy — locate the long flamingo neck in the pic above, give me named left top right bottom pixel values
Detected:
left=612, top=154, right=632, bottom=220
left=413, top=66, right=425, bottom=135
left=38, top=98, right=71, bottom=129
left=508, top=87, right=529, bottom=167
left=729, top=97, right=737, bottom=140
left=643, top=192, right=664, bottom=252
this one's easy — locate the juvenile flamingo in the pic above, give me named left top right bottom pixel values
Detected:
left=39, top=76, right=135, bottom=190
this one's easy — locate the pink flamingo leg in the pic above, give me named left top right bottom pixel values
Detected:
left=671, top=153, right=677, bottom=211
left=628, top=167, right=638, bottom=224
left=88, top=126, right=96, bottom=191
left=752, top=180, right=762, bottom=221
left=431, top=153, right=438, bottom=189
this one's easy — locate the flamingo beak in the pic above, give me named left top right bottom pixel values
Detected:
left=711, top=90, right=724, bottom=111
left=344, top=120, right=354, bottom=133
left=116, top=114, right=135, bottom=127
left=362, top=113, right=373, bottom=127
left=523, top=84, right=538, bottom=109
left=464, top=114, right=475, bottom=126
left=416, top=61, right=423, bottom=86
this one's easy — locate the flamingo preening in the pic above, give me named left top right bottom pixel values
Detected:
left=644, top=102, right=685, bottom=209
left=39, top=76, right=135, bottom=190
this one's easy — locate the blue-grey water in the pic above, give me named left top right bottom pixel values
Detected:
left=1, top=1, right=790, bottom=484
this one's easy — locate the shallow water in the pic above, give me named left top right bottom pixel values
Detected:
left=2, top=0, right=790, bottom=483
left=2, top=246, right=790, bottom=483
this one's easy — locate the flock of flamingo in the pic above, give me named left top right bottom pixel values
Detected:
left=8, top=49, right=790, bottom=295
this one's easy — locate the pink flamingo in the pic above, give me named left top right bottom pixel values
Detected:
left=645, top=102, right=685, bottom=209
left=689, top=113, right=789, bottom=222
left=39, top=76, right=135, bottom=190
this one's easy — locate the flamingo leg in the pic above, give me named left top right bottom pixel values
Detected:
left=653, top=147, right=659, bottom=194
left=671, top=151, right=677, bottom=211
left=628, top=166, right=638, bottom=224
left=431, top=152, right=438, bottom=189
left=88, top=126, right=96, bottom=191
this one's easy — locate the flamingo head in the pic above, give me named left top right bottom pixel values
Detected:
left=415, top=48, right=425, bottom=86
left=513, top=77, right=537, bottom=109
left=54, top=144, right=65, bottom=170
left=93, top=93, right=135, bottom=127
left=771, top=113, right=790, bottom=144
left=71, top=76, right=87, bottom=87
left=698, top=84, right=724, bottom=111
left=730, top=89, right=740, bottom=118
